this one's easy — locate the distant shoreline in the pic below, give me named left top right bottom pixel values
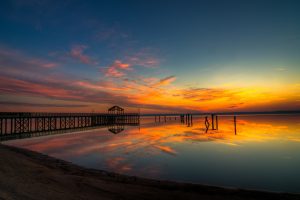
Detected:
left=1, top=110, right=300, bottom=117
left=0, top=144, right=299, bottom=200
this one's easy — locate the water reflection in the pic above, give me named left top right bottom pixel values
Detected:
left=108, top=124, right=125, bottom=134
left=205, top=116, right=210, bottom=132
left=5, top=114, right=300, bottom=193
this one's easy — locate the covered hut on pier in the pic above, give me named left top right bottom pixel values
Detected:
left=108, top=105, right=124, bottom=115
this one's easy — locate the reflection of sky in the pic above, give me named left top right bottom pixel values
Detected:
left=6, top=114, right=300, bottom=193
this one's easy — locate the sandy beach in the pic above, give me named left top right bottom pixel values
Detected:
left=0, top=144, right=299, bottom=200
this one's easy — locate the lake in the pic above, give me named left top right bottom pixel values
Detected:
left=5, top=114, right=300, bottom=193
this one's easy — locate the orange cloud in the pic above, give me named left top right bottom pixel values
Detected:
left=105, top=60, right=132, bottom=77
left=114, top=60, right=131, bottom=69
left=105, top=67, right=125, bottom=77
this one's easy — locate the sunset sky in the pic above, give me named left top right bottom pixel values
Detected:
left=0, top=0, right=300, bottom=113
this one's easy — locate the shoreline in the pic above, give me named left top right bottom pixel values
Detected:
left=0, top=144, right=299, bottom=200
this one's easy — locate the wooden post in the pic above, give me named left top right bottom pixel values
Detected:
left=8, top=118, right=10, bottom=134
left=0, top=118, right=2, bottom=135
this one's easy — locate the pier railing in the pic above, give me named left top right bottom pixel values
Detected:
left=0, top=112, right=140, bottom=139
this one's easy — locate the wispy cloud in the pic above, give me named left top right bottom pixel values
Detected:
left=0, top=77, right=78, bottom=99
left=27, top=58, right=58, bottom=68
left=125, top=48, right=160, bottom=68
left=0, top=101, right=88, bottom=108
left=69, top=45, right=97, bottom=65
left=103, top=49, right=160, bottom=78
left=0, top=76, right=132, bottom=106
left=76, top=80, right=128, bottom=91
left=104, top=60, right=132, bottom=77
left=0, top=47, right=59, bottom=70
left=180, top=88, right=233, bottom=101
left=94, top=27, right=129, bottom=42
left=153, top=76, right=176, bottom=87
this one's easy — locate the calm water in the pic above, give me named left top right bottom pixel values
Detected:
left=5, top=114, right=300, bottom=193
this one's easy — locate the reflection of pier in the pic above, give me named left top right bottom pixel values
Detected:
left=108, top=124, right=125, bottom=134
left=0, top=106, right=140, bottom=140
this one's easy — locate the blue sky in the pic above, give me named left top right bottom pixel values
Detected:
left=0, top=0, right=300, bottom=113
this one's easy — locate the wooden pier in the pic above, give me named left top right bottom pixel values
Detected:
left=0, top=112, right=140, bottom=140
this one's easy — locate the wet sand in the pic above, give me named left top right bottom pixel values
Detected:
left=0, top=144, right=299, bottom=200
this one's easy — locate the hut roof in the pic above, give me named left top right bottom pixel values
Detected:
left=108, top=105, right=124, bottom=111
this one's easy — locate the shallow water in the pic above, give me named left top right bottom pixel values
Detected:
left=6, top=114, right=300, bottom=193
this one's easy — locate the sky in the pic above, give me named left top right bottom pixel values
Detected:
left=0, top=0, right=300, bottom=113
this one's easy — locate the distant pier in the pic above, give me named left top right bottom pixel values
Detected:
left=153, top=113, right=238, bottom=133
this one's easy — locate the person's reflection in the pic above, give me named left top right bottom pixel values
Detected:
left=205, top=116, right=210, bottom=133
